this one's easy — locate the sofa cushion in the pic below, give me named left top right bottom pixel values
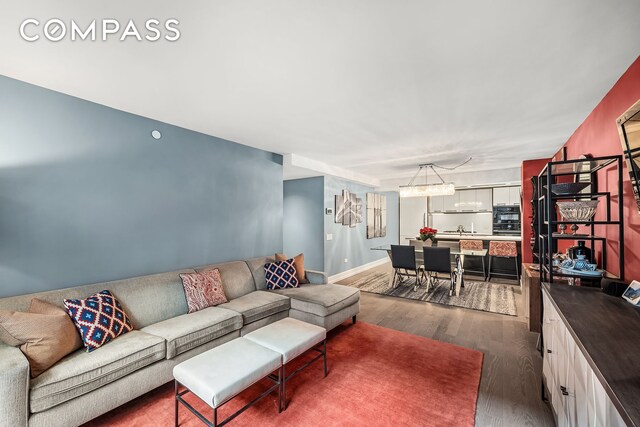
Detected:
left=0, top=299, right=83, bottom=378
left=275, top=253, right=309, bottom=284
left=245, top=256, right=275, bottom=291
left=195, top=261, right=256, bottom=300
left=29, top=330, right=165, bottom=413
left=64, top=290, right=133, bottom=352
left=272, top=284, right=360, bottom=317
left=179, top=270, right=228, bottom=313
left=265, top=259, right=299, bottom=290
left=218, top=291, right=290, bottom=324
left=141, top=307, right=242, bottom=359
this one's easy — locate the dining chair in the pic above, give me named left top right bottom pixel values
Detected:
left=390, top=245, right=423, bottom=291
left=409, top=240, right=426, bottom=270
left=487, top=240, right=519, bottom=281
left=422, top=247, right=454, bottom=291
left=433, top=240, right=459, bottom=270
left=460, top=239, right=486, bottom=280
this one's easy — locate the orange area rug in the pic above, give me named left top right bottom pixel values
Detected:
left=87, top=322, right=483, bottom=427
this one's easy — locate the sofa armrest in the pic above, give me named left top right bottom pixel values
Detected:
left=305, top=269, right=328, bottom=285
left=0, top=343, right=29, bottom=427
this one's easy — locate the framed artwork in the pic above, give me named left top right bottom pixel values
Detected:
left=366, top=193, right=387, bottom=238
left=335, top=190, right=362, bottom=228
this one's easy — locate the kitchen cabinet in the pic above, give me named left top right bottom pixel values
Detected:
left=400, top=196, right=427, bottom=242
left=429, top=189, right=494, bottom=213
left=458, top=190, right=476, bottom=211
left=429, top=195, right=444, bottom=213
left=542, top=292, right=627, bottom=427
left=509, top=186, right=521, bottom=205
left=493, top=186, right=520, bottom=206
left=442, top=192, right=459, bottom=212
left=475, top=188, right=492, bottom=211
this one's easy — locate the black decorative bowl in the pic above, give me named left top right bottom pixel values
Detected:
left=543, top=182, right=590, bottom=195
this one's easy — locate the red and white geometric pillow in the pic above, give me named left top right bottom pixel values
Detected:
left=63, top=290, right=133, bottom=352
left=180, top=269, right=229, bottom=314
left=265, top=259, right=299, bottom=290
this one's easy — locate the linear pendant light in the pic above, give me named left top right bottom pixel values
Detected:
left=399, top=159, right=471, bottom=198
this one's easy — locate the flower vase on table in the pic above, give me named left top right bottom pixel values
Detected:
left=417, top=227, right=438, bottom=247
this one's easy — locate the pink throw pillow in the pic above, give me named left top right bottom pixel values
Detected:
left=180, top=269, right=228, bottom=313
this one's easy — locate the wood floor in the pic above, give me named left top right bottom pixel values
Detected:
left=337, top=263, right=555, bottom=427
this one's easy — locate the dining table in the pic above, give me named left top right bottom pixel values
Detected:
left=372, top=245, right=488, bottom=296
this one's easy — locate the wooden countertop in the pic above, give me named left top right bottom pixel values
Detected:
left=542, top=283, right=640, bottom=427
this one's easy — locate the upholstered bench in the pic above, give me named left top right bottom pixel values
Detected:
left=244, top=318, right=327, bottom=410
left=173, top=338, right=282, bottom=427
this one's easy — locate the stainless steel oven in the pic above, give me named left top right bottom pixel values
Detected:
left=493, top=206, right=521, bottom=235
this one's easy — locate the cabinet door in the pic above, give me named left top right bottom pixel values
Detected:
left=588, top=369, right=608, bottom=427
left=429, top=195, right=444, bottom=213
left=573, top=344, right=590, bottom=427
left=458, top=190, right=476, bottom=211
left=493, top=187, right=510, bottom=206
left=509, top=186, right=521, bottom=206
left=551, top=319, right=568, bottom=425
left=400, top=197, right=427, bottom=242
left=561, top=325, right=577, bottom=427
left=443, top=192, right=460, bottom=212
left=475, top=188, right=492, bottom=211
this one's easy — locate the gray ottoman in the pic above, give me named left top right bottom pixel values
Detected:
left=244, top=317, right=327, bottom=410
left=173, top=337, right=282, bottom=427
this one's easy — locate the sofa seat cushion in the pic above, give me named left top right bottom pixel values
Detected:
left=272, top=284, right=360, bottom=317
left=218, top=291, right=290, bottom=324
left=141, top=307, right=242, bottom=359
left=29, top=330, right=165, bottom=413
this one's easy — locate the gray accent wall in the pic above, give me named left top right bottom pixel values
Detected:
left=323, top=176, right=399, bottom=277
left=0, top=75, right=283, bottom=298
left=283, top=177, right=324, bottom=271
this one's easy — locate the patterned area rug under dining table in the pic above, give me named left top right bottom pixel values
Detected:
left=345, top=271, right=517, bottom=316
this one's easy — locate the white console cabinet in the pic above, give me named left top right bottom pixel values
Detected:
left=542, top=292, right=626, bottom=427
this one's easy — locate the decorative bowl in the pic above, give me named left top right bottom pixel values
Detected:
left=557, top=200, right=599, bottom=221
left=544, top=182, right=590, bottom=195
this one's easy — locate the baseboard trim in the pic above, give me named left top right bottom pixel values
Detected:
left=329, top=257, right=389, bottom=283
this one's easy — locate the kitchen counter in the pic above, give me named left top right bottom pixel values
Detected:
left=435, top=234, right=522, bottom=242
left=542, top=283, right=640, bottom=427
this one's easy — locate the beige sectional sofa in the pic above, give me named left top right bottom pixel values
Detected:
left=0, top=256, right=360, bottom=427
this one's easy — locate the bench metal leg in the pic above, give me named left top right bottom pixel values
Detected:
left=283, top=364, right=287, bottom=411
left=175, top=380, right=179, bottom=427
left=175, top=367, right=281, bottom=427
left=281, top=339, right=328, bottom=411
left=323, top=339, right=328, bottom=377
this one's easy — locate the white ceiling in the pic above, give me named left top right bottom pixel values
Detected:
left=1, top=1, right=639, bottom=187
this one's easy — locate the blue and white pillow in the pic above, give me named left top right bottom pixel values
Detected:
left=64, top=290, right=133, bottom=352
left=265, top=259, right=300, bottom=290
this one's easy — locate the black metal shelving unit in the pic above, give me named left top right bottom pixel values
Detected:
left=537, top=155, right=625, bottom=284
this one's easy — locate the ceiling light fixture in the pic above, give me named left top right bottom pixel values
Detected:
left=399, top=158, right=472, bottom=198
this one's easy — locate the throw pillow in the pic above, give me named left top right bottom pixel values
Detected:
left=64, top=290, right=133, bottom=352
left=0, top=299, right=83, bottom=377
left=180, top=269, right=228, bottom=314
left=275, top=252, right=309, bottom=284
left=265, top=259, right=300, bottom=290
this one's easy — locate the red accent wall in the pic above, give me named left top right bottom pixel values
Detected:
left=550, top=55, right=640, bottom=281
left=521, top=158, right=551, bottom=263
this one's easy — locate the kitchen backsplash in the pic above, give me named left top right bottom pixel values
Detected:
left=429, top=212, right=493, bottom=234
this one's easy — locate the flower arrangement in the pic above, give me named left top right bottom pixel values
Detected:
left=418, top=227, right=438, bottom=242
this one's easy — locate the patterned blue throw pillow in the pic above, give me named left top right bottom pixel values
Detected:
left=64, top=290, right=133, bottom=352
left=265, top=259, right=300, bottom=290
